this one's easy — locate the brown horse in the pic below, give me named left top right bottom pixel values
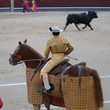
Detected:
left=9, top=40, right=103, bottom=110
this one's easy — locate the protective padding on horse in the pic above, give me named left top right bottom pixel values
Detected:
left=26, top=68, right=43, bottom=104
left=62, top=76, right=98, bottom=110
left=26, top=68, right=64, bottom=105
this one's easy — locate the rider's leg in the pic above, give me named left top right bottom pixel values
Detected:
left=41, top=53, right=65, bottom=92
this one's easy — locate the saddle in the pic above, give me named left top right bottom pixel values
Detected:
left=31, top=58, right=70, bottom=81
left=32, top=58, right=85, bottom=82
left=38, top=58, right=70, bottom=75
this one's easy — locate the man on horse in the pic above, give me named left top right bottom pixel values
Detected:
left=38, top=26, right=74, bottom=94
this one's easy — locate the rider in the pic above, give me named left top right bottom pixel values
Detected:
left=39, top=27, right=74, bottom=94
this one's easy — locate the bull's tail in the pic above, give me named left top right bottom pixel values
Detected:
left=91, top=69, right=104, bottom=109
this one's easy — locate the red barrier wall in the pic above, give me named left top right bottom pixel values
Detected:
left=36, top=0, right=110, bottom=7
left=0, top=0, right=110, bottom=8
left=0, top=0, right=10, bottom=7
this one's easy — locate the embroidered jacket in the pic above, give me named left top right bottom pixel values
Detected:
left=45, top=36, right=74, bottom=59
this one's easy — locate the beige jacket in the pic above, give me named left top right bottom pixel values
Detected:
left=45, top=36, right=74, bottom=59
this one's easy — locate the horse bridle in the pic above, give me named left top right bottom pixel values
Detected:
left=10, top=44, right=24, bottom=65
left=10, top=44, right=46, bottom=80
left=10, top=44, right=45, bottom=64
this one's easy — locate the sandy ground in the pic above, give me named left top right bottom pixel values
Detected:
left=0, top=11, right=110, bottom=110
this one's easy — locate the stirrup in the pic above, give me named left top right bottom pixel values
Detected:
left=37, top=86, right=52, bottom=94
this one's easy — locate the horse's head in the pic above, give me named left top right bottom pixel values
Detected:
left=9, top=39, right=27, bottom=66
left=9, top=39, right=44, bottom=68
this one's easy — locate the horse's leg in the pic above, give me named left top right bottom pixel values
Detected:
left=44, top=95, right=50, bottom=110
left=33, top=104, right=41, bottom=110
left=45, top=103, right=50, bottom=110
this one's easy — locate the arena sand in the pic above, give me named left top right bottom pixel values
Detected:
left=0, top=11, right=110, bottom=110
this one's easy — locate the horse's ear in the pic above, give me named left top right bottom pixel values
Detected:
left=19, top=41, right=22, bottom=46
left=24, top=39, right=27, bottom=44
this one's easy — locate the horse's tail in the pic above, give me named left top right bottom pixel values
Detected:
left=91, top=69, right=104, bottom=109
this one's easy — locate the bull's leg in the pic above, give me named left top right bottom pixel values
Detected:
left=88, top=24, right=94, bottom=30
left=82, top=24, right=87, bottom=29
left=74, top=23, right=81, bottom=31
left=64, top=22, right=69, bottom=30
left=33, top=104, right=41, bottom=110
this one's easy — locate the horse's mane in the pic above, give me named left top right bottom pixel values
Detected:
left=23, top=44, right=44, bottom=59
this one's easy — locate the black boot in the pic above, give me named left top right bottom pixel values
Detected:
left=46, top=88, right=53, bottom=93
left=37, top=85, right=52, bottom=94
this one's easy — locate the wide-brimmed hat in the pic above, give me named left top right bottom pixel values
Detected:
left=48, top=27, right=63, bottom=33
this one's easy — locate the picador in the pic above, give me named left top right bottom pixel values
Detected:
left=38, top=26, right=74, bottom=94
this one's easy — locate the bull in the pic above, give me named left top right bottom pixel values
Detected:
left=64, top=11, right=98, bottom=31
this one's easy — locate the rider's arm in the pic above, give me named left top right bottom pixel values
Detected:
left=65, top=43, right=74, bottom=55
left=45, top=44, right=50, bottom=59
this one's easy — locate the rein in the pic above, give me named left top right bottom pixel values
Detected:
left=18, top=58, right=45, bottom=64
left=11, top=43, right=45, bottom=64
left=20, top=58, right=45, bottom=62
left=20, top=58, right=46, bottom=81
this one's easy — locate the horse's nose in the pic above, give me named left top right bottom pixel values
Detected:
left=9, top=57, right=13, bottom=65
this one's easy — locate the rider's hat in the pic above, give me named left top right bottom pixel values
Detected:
left=48, top=27, right=63, bottom=33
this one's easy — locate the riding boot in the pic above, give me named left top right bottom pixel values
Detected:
left=37, top=78, right=52, bottom=94
left=37, top=85, right=47, bottom=93
left=37, top=85, right=52, bottom=94
left=43, top=78, right=51, bottom=90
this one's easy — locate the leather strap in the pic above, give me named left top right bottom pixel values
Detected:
left=77, top=65, right=84, bottom=88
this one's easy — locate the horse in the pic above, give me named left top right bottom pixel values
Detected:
left=9, top=39, right=103, bottom=110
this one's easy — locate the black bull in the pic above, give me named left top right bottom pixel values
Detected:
left=64, top=11, right=98, bottom=31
